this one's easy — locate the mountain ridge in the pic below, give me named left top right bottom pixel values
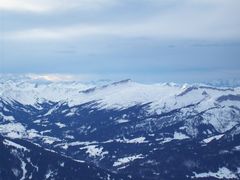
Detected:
left=0, top=77, right=240, bottom=179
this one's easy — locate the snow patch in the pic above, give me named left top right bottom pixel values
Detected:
left=42, top=136, right=60, bottom=144
left=113, top=155, right=144, bottom=167
left=233, top=145, right=240, bottom=151
left=116, top=137, right=148, bottom=144
left=173, top=132, right=190, bottom=140
left=55, top=122, right=66, bottom=128
left=45, top=169, right=55, bottom=179
left=115, top=119, right=129, bottom=124
left=0, top=123, right=26, bottom=139
left=0, top=112, right=15, bottom=121
left=192, top=167, right=237, bottom=179
left=158, top=132, right=189, bottom=144
left=33, top=119, right=41, bottom=123
left=3, top=139, right=29, bottom=152
left=80, top=145, right=108, bottom=158
left=19, top=160, right=27, bottom=180
left=202, top=134, right=224, bottom=144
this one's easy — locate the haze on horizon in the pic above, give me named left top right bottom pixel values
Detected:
left=0, top=0, right=240, bottom=83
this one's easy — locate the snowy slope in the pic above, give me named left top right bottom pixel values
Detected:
left=1, top=77, right=240, bottom=133
left=1, top=77, right=239, bottom=109
left=1, top=76, right=240, bottom=180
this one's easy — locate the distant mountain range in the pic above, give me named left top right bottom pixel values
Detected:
left=0, top=76, right=240, bottom=179
left=205, top=79, right=240, bottom=88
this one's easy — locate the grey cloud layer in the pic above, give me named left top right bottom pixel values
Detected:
left=2, top=0, right=240, bottom=40
left=0, top=0, right=240, bottom=82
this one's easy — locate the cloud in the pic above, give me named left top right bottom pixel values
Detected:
left=4, top=18, right=240, bottom=41
left=26, top=73, right=104, bottom=82
left=24, top=68, right=240, bottom=83
left=0, top=0, right=118, bottom=13
left=0, top=0, right=52, bottom=13
left=2, top=0, right=240, bottom=40
left=27, top=73, right=73, bottom=81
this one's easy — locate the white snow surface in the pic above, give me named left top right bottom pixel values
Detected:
left=233, top=145, right=240, bottom=151
left=80, top=145, right=108, bottom=158
left=116, top=137, right=148, bottom=144
left=173, top=132, right=190, bottom=140
left=113, top=154, right=144, bottom=167
left=0, top=123, right=26, bottom=139
left=159, top=132, right=190, bottom=144
left=2, top=78, right=239, bottom=111
left=19, top=160, right=27, bottom=180
left=1, top=78, right=240, bottom=133
left=55, top=122, right=66, bottom=128
left=3, top=139, right=29, bottom=152
left=202, top=134, right=224, bottom=144
left=0, top=112, right=15, bottom=121
left=115, top=119, right=129, bottom=124
left=192, top=167, right=237, bottom=179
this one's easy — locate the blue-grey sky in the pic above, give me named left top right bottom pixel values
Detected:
left=0, top=0, right=240, bottom=83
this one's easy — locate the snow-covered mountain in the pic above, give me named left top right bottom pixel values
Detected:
left=1, top=76, right=240, bottom=179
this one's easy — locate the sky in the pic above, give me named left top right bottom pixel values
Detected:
left=0, top=0, right=240, bottom=83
